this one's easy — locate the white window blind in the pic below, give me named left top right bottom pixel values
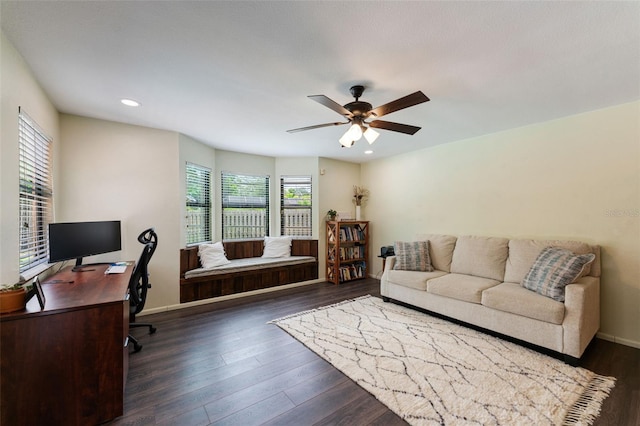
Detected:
left=18, top=108, right=53, bottom=273
left=281, top=175, right=312, bottom=237
left=221, top=172, right=269, bottom=239
left=185, top=162, right=211, bottom=245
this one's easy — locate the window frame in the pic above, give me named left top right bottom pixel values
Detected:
left=221, top=172, right=270, bottom=240
left=18, top=108, right=54, bottom=274
left=185, top=162, right=212, bottom=245
left=280, top=175, right=312, bottom=237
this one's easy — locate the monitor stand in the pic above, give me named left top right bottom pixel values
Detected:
left=72, top=257, right=95, bottom=272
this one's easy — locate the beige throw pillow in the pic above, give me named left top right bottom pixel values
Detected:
left=262, top=236, right=292, bottom=258
left=522, top=247, right=596, bottom=302
left=393, top=241, right=434, bottom=272
left=198, top=242, right=231, bottom=268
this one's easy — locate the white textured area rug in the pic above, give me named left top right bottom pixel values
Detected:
left=269, top=295, right=615, bottom=426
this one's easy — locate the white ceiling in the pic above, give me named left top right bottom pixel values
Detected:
left=2, top=1, right=639, bottom=163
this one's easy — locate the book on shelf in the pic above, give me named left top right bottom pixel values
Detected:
left=338, top=224, right=366, bottom=242
left=338, top=261, right=366, bottom=282
left=339, top=246, right=365, bottom=261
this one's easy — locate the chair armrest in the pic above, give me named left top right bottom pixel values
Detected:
left=563, top=276, right=600, bottom=358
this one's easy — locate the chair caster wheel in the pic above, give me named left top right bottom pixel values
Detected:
left=150, top=327, right=157, bottom=334
left=133, top=343, right=143, bottom=353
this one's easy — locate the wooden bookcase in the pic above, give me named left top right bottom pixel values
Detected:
left=326, top=220, right=369, bottom=284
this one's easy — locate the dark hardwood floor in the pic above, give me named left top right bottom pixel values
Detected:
left=110, top=279, right=640, bottom=426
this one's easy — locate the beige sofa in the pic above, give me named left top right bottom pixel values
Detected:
left=380, top=234, right=601, bottom=362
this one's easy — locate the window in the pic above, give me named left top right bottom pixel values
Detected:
left=18, top=108, right=53, bottom=273
left=281, top=175, right=312, bottom=237
left=221, top=172, right=269, bottom=239
left=185, top=162, right=211, bottom=245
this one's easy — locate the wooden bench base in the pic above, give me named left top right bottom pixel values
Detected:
left=180, top=239, right=318, bottom=303
left=180, top=262, right=318, bottom=303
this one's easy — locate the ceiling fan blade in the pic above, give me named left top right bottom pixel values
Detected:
left=287, top=121, right=349, bottom=133
left=370, top=91, right=430, bottom=118
left=308, top=95, right=352, bottom=117
left=369, top=120, right=421, bottom=135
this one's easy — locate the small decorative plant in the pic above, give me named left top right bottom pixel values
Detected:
left=327, top=209, right=337, bottom=220
left=0, top=282, right=26, bottom=313
left=353, top=186, right=369, bottom=206
left=0, top=282, right=24, bottom=292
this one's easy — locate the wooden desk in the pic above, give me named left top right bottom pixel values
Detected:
left=0, top=263, right=133, bottom=425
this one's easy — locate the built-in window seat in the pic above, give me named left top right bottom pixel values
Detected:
left=179, top=239, right=318, bottom=303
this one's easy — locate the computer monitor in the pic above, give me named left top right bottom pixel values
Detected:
left=48, top=220, right=121, bottom=271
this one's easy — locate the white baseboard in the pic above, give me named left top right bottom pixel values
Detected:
left=138, top=278, right=324, bottom=316
left=596, top=332, right=640, bottom=349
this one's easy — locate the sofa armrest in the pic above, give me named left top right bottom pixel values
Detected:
left=384, top=255, right=396, bottom=272
left=562, top=276, right=600, bottom=358
left=380, top=256, right=396, bottom=296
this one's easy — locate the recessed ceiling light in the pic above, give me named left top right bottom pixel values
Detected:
left=364, top=150, right=373, bottom=155
left=120, top=98, right=140, bottom=107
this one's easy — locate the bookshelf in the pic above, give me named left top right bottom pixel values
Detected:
left=326, top=220, right=369, bottom=285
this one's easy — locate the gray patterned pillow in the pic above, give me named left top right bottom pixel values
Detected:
left=393, top=241, right=434, bottom=272
left=522, top=246, right=595, bottom=302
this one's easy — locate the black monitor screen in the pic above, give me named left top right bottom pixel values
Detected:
left=49, top=220, right=121, bottom=269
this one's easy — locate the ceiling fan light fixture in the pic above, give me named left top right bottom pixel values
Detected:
left=339, top=133, right=354, bottom=147
left=363, top=127, right=379, bottom=144
left=347, top=123, right=363, bottom=141
left=288, top=85, right=429, bottom=150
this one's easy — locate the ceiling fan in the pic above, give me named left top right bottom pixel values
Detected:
left=287, top=85, right=429, bottom=147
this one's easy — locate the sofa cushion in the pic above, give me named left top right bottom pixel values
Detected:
left=504, top=239, right=595, bottom=283
left=386, top=270, right=448, bottom=291
left=449, top=235, right=509, bottom=281
left=414, top=234, right=457, bottom=272
left=393, top=240, right=434, bottom=272
left=198, top=242, right=231, bottom=268
left=482, top=282, right=565, bottom=325
left=427, top=273, right=500, bottom=304
left=522, top=247, right=596, bottom=302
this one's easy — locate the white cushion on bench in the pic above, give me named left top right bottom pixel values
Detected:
left=184, top=256, right=316, bottom=279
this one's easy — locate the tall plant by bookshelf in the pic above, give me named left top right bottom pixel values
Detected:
left=326, top=220, right=369, bottom=285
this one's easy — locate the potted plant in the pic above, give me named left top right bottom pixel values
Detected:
left=0, top=282, right=26, bottom=313
left=327, top=209, right=337, bottom=221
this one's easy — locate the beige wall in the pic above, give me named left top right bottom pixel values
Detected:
left=58, top=115, right=182, bottom=310
left=0, top=31, right=59, bottom=284
left=362, top=101, right=640, bottom=347
left=317, top=158, right=362, bottom=280
left=318, top=158, right=362, bottom=221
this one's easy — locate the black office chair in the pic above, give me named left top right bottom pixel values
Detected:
left=128, top=228, right=158, bottom=353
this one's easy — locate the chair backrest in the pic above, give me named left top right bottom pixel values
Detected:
left=138, top=228, right=158, bottom=257
left=129, top=228, right=158, bottom=315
